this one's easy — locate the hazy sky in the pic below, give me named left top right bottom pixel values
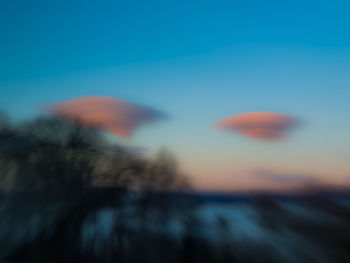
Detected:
left=1, top=0, right=350, bottom=191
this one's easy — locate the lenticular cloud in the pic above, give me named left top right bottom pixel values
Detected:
left=217, top=112, right=299, bottom=141
left=47, top=96, right=167, bottom=138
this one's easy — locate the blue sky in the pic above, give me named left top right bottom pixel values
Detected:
left=1, top=0, right=350, bottom=191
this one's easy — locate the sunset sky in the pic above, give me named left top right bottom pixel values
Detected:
left=1, top=0, right=350, bottom=191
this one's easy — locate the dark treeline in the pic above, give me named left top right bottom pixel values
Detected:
left=0, top=111, right=190, bottom=192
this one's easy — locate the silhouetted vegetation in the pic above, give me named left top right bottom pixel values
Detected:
left=0, top=111, right=190, bottom=193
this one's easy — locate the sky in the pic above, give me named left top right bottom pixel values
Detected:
left=1, top=0, right=350, bottom=191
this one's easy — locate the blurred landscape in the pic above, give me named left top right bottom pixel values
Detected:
left=1, top=1, right=350, bottom=262
left=0, top=112, right=350, bottom=263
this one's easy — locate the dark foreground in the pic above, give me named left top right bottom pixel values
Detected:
left=1, top=188, right=350, bottom=263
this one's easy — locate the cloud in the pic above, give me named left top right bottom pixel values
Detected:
left=217, top=112, right=299, bottom=141
left=46, top=96, right=167, bottom=138
left=254, top=170, right=314, bottom=185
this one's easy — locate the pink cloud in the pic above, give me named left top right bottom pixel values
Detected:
left=46, top=96, right=167, bottom=138
left=217, top=112, right=299, bottom=141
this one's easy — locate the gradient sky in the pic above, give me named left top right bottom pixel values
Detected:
left=1, top=0, right=350, bottom=191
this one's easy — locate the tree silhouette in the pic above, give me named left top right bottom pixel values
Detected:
left=0, top=112, right=191, bottom=193
left=0, top=116, right=102, bottom=192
